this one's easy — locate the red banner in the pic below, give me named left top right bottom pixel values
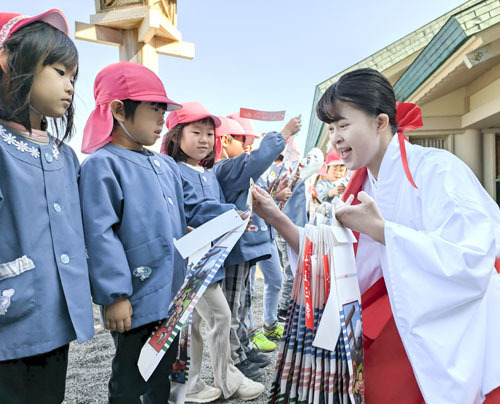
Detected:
left=303, top=237, right=314, bottom=330
left=240, top=108, right=285, bottom=121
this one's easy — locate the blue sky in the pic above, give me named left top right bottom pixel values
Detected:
left=5, top=0, right=463, bottom=158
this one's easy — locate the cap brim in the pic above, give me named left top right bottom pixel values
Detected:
left=13, top=9, right=70, bottom=36
left=129, top=94, right=182, bottom=111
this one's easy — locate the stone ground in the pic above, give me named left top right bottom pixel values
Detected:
left=63, top=274, right=279, bottom=404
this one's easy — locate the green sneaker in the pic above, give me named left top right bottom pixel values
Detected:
left=249, top=328, right=276, bottom=352
left=263, top=321, right=284, bottom=341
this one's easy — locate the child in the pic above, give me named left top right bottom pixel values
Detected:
left=315, top=149, right=347, bottom=203
left=216, top=113, right=301, bottom=379
left=161, top=103, right=265, bottom=402
left=252, top=68, right=500, bottom=403
left=79, top=62, right=235, bottom=403
left=0, top=10, right=94, bottom=404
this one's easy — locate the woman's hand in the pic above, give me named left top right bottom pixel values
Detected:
left=251, top=186, right=281, bottom=223
left=335, top=191, right=386, bottom=244
left=104, top=298, right=133, bottom=333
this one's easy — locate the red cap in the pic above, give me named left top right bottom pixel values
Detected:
left=318, top=149, right=344, bottom=176
left=227, top=112, right=259, bottom=137
left=165, top=101, right=221, bottom=130
left=82, top=61, right=181, bottom=154
left=325, top=149, right=343, bottom=165
left=0, top=9, right=69, bottom=48
left=215, top=116, right=246, bottom=137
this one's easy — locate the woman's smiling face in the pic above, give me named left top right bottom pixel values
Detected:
left=328, top=101, right=385, bottom=173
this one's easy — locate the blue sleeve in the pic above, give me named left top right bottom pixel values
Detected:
left=181, top=168, right=237, bottom=228
left=79, top=156, right=132, bottom=306
left=214, top=131, right=285, bottom=195
left=316, top=179, right=334, bottom=203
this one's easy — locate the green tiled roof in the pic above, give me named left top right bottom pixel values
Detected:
left=305, top=0, right=491, bottom=152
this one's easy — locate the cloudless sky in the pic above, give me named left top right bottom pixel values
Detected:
left=5, top=0, right=464, bottom=158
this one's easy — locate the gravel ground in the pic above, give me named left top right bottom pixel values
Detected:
left=63, top=274, right=279, bottom=403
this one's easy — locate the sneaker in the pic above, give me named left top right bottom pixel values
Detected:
left=263, top=321, right=284, bottom=341
left=249, top=328, right=276, bottom=352
left=185, top=385, right=222, bottom=403
left=232, top=376, right=265, bottom=401
left=235, top=358, right=264, bottom=380
left=277, top=308, right=288, bottom=323
left=246, top=348, right=270, bottom=368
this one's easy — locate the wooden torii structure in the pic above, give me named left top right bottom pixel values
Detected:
left=75, top=0, right=194, bottom=73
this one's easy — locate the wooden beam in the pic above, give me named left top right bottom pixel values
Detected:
left=138, top=9, right=159, bottom=43
left=75, top=22, right=122, bottom=46
left=155, top=38, right=194, bottom=59
left=89, top=6, right=148, bottom=30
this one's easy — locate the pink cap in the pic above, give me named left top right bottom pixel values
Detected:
left=318, top=149, right=344, bottom=176
left=82, top=61, right=181, bottom=154
left=227, top=112, right=259, bottom=138
left=165, top=101, right=221, bottom=130
left=325, top=149, right=343, bottom=165
left=0, top=9, right=69, bottom=48
left=215, top=116, right=246, bottom=137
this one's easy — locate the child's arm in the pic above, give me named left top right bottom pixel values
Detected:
left=215, top=116, right=301, bottom=195
left=79, top=158, right=133, bottom=309
left=179, top=168, right=238, bottom=228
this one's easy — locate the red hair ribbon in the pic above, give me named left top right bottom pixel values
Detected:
left=396, top=102, right=423, bottom=189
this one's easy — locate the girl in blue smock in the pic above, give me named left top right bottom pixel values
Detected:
left=161, top=102, right=266, bottom=402
left=0, top=10, right=94, bottom=404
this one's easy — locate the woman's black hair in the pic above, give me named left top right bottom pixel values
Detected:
left=162, top=117, right=217, bottom=169
left=316, top=68, right=398, bottom=133
left=0, top=21, right=78, bottom=146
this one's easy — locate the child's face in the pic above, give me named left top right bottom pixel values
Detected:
left=180, top=120, right=215, bottom=165
left=30, top=62, right=76, bottom=119
left=328, top=101, right=381, bottom=172
left=327, top=164, right=346, bottom=181
left=124, top=102, right=166, bottom=147
left=223, top=135, right=245, bottom=158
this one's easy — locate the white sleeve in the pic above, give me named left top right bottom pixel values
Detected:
left=287, top=226, right=304, bottom=278
left=381, top=157, right=500, bottom=404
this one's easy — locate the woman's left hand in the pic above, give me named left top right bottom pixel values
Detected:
left=335, top=191, right=386, bottom=244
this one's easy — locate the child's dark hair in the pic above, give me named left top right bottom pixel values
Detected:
left=111, top=100, right=169, bottom=130
left=163, top=117, right=216, bottom=169
left=316, top=68, right=398, bottom=133
left=0, top=21, right=78, bottom=145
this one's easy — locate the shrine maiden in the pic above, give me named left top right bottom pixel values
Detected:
left=252, top=68, right=500, bottom=404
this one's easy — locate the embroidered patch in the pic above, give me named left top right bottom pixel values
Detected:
left=0, top=15, right=26, bottom=48
left=0, top=255, right=35, bottom=280
left=0, top=125, right=58, bottom=160
left=247, top=224, right=258, bottom=232
left=133, top=266, right=152, bottom=281
left=0, top=289, right=15, bottom=315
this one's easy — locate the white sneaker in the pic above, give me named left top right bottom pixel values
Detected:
left=232, top=376, right=265, bottom=401
left=185, top=385, right=222, bottom=403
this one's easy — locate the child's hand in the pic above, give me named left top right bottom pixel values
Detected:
left=275, top=187, right=292, bottom=202
left=280, top=115, right=302, bottom=139
left=104, top=298, right=133, bottom=333
left=328, top=184, right=346, bottom=197
left=237, top=210, right=254, bottom=232
left=335, top=191, right=385, bottom=244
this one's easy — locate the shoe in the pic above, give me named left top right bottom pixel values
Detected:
left=263, top=321, right=284, bottom=341
left=277, top=308, right=288, bottom=323
left=232, top=376, right=265, bottom=401
left=249, top=328, right=276, bottom=352
left=185, top=385, right=222, bottom=403
left=246, top=348, right=270, bottom=368
left=235, top=358, right=264, bottom=380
